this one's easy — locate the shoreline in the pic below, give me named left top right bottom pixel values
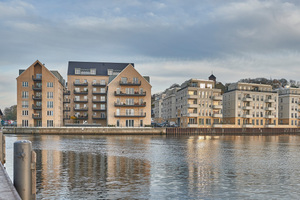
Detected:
left=2, top=127, right=300, bottom=135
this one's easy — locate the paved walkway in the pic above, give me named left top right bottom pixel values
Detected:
left=0, top=163, right=21, bottom=200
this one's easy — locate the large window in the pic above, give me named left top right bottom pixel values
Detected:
left=22, top=101, right=28, bottom=108
left=47, top=101, right=53, bottom=108
left=47, top=111, right=54, bottom=116
left=22, top=110, right=28, bottom=116
left=47, top=82, right=53, bottom=87
left=47, top=120, right=54, bottom=127
left=22, top=91, right=28, bottom=98
left=126, top=88, right=134, bottom=94
left=126, top=98, right=134, bottom=105
left=126, top=120, right=134, bottom=127
left=47, top=92, right=53, bottom=99
left=22, top=82, right=28, bottom=87
left=22, top=120, right=28, bottom=127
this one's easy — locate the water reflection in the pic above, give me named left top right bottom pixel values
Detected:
left=5, top=135, right=300, bottom=199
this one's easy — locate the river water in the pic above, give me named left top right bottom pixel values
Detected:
left=4, top=135, right=300, bottom=199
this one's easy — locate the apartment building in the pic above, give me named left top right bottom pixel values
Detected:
left=153, top=93, right=165, bottom=123
left=16, top=60, right=65, bottom=127
left=64, top=62, right=151, bottom=127
left=176, top=79, right=223, bottom=127
left=162, top=87, right=180, bottom=123
left=223, top=82, right=278, bottom=128
left=278, top=87, right=300, bottom=127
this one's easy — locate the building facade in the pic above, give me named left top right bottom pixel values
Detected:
left=64, top=62, right=151, bottom=127
left=176, top=79, right=223, bottom=127
left=17, top=60, right=65, bottom=127
left=223, top=82, right=278, bottom=128
left=278, top=87, right=300, bottom=127
left=152, top=93, right=165, bottom=123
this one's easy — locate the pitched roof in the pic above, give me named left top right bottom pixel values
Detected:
left=0, top=109, right=3, bottom=116
left=68, top=61, right=134, bottom=76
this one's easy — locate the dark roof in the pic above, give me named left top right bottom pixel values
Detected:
left=0, top=109, right=3, bottom=116
left=68, top=61, right=134, bottom=76
left=209, top=74, right=216, bottom=79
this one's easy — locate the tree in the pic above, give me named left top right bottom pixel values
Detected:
left=3, top=105, right=17, bottom=120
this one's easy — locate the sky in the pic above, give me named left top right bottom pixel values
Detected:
left=1, top=0, right=300, bottom=110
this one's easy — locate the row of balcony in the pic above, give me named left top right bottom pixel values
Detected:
left=187, top=123, right=277, bottom=128
left=187, top=95, right=222, bottom=101
left=114, top=91, right=146, bottom=96
left=62, top=90, right=147, bottom=96
left=119, top=81, right=141, bottom=86
left=242, top=97, right=275, bottom=103
left=73, top=82, right=107, bottom=87
left=186, top=113, right=222, bottom=118
left=242, top=114, right=276, bottom=119
left=242, top=106, right=276, bottom=111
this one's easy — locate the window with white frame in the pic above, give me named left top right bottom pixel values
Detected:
left=22, top=101, right=28, bottom=108
left=47, top=111, right=54, bottom=116
left=126, top=88, right=134, bottom=94
left=100, top=96, right=105, bottom=101
left=100, top=88, right=105, bottom=93
left=47, top=120, right=54, bottom=127
left=101, top=104, right=105, bottom=109
left=47, top=92, right=53, bottom=99
left=22, top=120, right=29, bottom=127
left=47, top=101, right=53, bottom=108
left=47, top=82, right=53, bottom=87
left=22, top=82, right=28, bottom=87
left=22, top=110, right=28, bottom=116
left=22, top=91, right=28, bottom=98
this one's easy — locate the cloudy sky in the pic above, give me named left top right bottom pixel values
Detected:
left=1, top=0, right=300, bottom=110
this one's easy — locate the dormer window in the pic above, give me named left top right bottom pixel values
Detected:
left=108, top=69, right=113, bottom=75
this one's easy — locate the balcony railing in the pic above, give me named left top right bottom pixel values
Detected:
left=32, top=104, right=42, bottom=110
left=114, top=102, right=146, bottom=107
left=265, top=98, right=275, bottom=103
left=63, top=99, right=71, bottom=103
left=77, top=115, right=88, bottom=120
left=114, top=91, right=146, bottom=96
left=119, top=81, right=141, bottom=86
left=92, top=82, right=106, bottom=87
left=32, top=75, right=42, bottom=81
left=73, top=107, right=88, bottom=111
left=32, top=114, right=42, bottom=119
left=32, top=95, right=42, bottom=100
left=63, top=115, right=70, bottom=120
left=63, top=90, right=70, bottom=95
left=63, top=107, right=70, bottom=111
left=74, top=90, right=88, bottom=94
left=92, top=116, right=106, bottom=120
left=114, top=112, right=146, bottom=117
left=92, top=99, right=106, bottom=103
left=73, top=99, right=88, bottom=103
left=32, top=85, right=42, bottom=91
left=73, top=82, right=88, bottom=86
left=92, top=91, right=106, bottom=95
left=242, top=97, right=252, bottom=102
left=92, top=108, right=106, bottom=111
left=212, top=96, right=222, bottom=101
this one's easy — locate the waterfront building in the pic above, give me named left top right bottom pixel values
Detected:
left=278, top=87, right=300, bottom=127
left=162, top=87, right=180, bottom=124
left=153, top=93, right=165, bottom=123
left=64, top=62, right=151, bottom=127
left=222, top=82, right=278, bottom=128
left=176, top=78, right=223, bottom=127
left=16, top=60, right=65, bottom=127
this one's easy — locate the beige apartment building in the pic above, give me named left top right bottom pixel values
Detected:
left=278, top=87, right=300, bottom=127
left=152, top=93, right=165, bottom=123
left=16, top=60, right=65, bottom=127
left=162, top=87, right=179, bottom=123
left=64, top=62, right=151, bottom=127
left=176, top=79, right=223, bottom=127
left=223, top=82, right=278, bottom=128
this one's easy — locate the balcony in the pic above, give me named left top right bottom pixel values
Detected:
left=92, top=108, right=106, bottom=111
left=213, top=113, right=222, bottom=118
left=73, top=99, right=88, bottom=103
left=92, top=91, right=106, bottom=95
left=187, top=95, right=198, bottom=99
left=32, top=85, right=42, bottom=91
left=265, top=107, right=275, bottom=111
left=32, top=114, right=42, bottom=119
left=213, top=105, right=222, bottom=109
left=63, top=99, right=71, bottom=103
left=114, top=91, right=146, bottom=96
left=265, top=124, right=276, bottom=128
left=73, top=107, right=88, bottom=111
left=32, top=75, right=42, bottom=81
left=186, top=113, right=198, bottom=117
left=32, top=104, right=42, bottom=110
left=73, top=82, right=88, bottom=86
left=92, top=99, right=106, bottom=103
left=92, top=82, right=106, bottom=87
left=74, top=90, right=88, bottom=95
left=114, top=112, right=146, bottom=117
left=187, top=124, right=198, bottom=128
left=242, top=124, right=253, bottom=128
left=265, top=99, right=275, bottom=103
left=114, top=102, right=146, bottom=107
left=212, top=96, right=222, bottom=101
left=242, top=97, right=252, bottom=102
left=63, top=90, right=70, bottom=95
left=213, top=123, right=223, bottom=128
left=63, top=107, right=70, bottom=111
left=242, top=114, right=252, bottom=118
left=77, top=115, right=88, bottom=120
left=32, top=95, right=42, bottom=100
left=92, top=116, right=106, bottom=120
left=242, top=106, right=252, bottom=110
left=119, top=81, right=141, bottom=86
left=187, top=104, right=198, bottom=108
left=265, top=115, right=275, bottom=119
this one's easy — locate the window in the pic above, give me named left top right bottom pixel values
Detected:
left=47, top=101, right=53, bottom=108
left=22, top=120, right=28, bottom=127
left=47, top=120, right=54, bottom=127
left=47, top=111, right=53, bottom=116
left=200, top=83, right=205, bottom=88
left=100, top=79, right=105, bottom=85
left=261, top=120, right=263, bottom=125
left=100, top=88, right=105, bottom=93
left=93, top=104, right=97, bottom=108
left=22, top=110, right=28, bottom=116
left=126, top=88, right=134, bottom=94
left=126, top=109, right=134, bottom=116
left=47, top=92, right=53, bottom=99
left=133, top=77, right=138, bottom=84
left=22, top=101, right=28, bottom=108
left=101, top=104, right=105, bottom=109
left=75, top=68, right=80, bottom=74
left=126, top=98, right=134, bottom=105
left=100, top=96, right=105, bottom=101
left=117, top=120, right=120, bottom=127
left=126, top=120, right=134, bottom=127
left=22, top=82, right=28, bottom=87
left=47, top=82, right=53, bottom=87
left=22, top=91, right=28, bottom=98
left=121, top=77, right=127, bottom=84
left=75, top=79, right=80, bottom=84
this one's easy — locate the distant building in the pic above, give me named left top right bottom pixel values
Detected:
left=16, top=60, right=65, bottom=127
left=223, top=82, right=278, bottom=128
left=0, top=109, right=3, bottom=120
left=153, top=93, right=165, bottom=123
left=278, top=87, right=300, bottom=127
left=63, top=61, right=151, bottom=127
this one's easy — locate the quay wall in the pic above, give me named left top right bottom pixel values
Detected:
left=3, top=127, right=166, bottom=135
